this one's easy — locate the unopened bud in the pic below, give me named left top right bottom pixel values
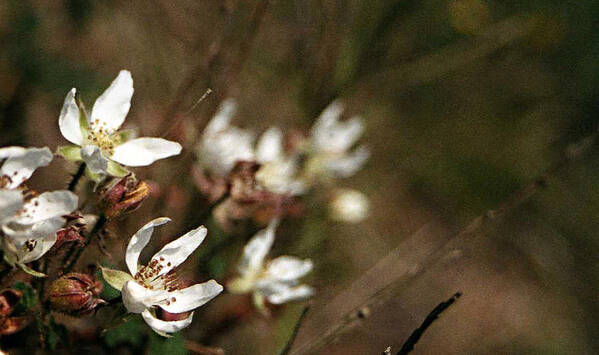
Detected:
left=101, top=175, right=150, bottom=219
left=329, top=189, right=369, bottom=223
left=0, top=288, right=31, bottom=335
left=48, top=273, right=106, bottom=315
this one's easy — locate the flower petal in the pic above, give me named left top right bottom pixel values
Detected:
left=0, top=189, right=23, bottom=224
left=311, top=100, right=344, bottom=151
left=122, top=280, right=168, bottom=314
left=237, top=219, right=277, bottom=277
left=264, top=256, right=313, bottom=282
left=13, top=191, right=78, bottom=225
left=141, top=309, right=193, bottom=334
left=159, top=280, right=223, bottom=314
left=150, top=225, right=207, bottom=277
left=266, top=284, right=314, bottom=305
left=81, top=145, right=109, bottom=175
left=204, top=99, right=237, bottom=136
left=0, top=147, right=53, bottom=189
left=3, top=216, right=65, bottom=243
left=126, top=217, right=171, bottom=275
left=111, top=138, right=182, bottom=167
left=91, top=70, right=133, bottom=133
left=59, top=88, right=83, bottom=145
left=256, top=127, right=283, bottom=163
left=311, top=100, right=365, bottom=154
left=324, top=145, right=370, bottom=178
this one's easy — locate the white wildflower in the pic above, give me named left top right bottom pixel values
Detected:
left=255, top=127, right=306, bottom=196
left=307, top=100, right=369, bottom=179
left=0, top=146, right=53, bottom=189
left=1, top=190, right=78, bottom=276
left=228, top=220, right=313, bottom=312
left=329, top=188, right=369, bottom=223
left=101, top=218, right=223, bottom=335
left=197, top=99, right=255, bottom=177
left=58, top=70, right=182, bottom=180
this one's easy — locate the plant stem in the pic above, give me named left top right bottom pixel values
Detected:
left=68, top=162, right=86, bottom=192
left=63, top=213, right=107, bottom=273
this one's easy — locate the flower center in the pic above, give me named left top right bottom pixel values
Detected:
left=87, top=120, right=116, bottom=155
left=134, top=257, right=181, bottom=293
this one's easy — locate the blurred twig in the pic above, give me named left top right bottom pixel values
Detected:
left=396, top=292, right=462, bottom=355
left=63, top=213, right=108, bottom=274
left=290, top=133, right=598, bottom=355
left=279, top=306, right=310, bottom=355
left=67, top=163, right=86, bottom=192
left=184, top=340, right=225, bottom=355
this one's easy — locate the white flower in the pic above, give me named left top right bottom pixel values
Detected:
left=228, top=220, right=313, bottom=311
left=329, top=188, right=369, bottom=223
left=101, top=218, right=223, bottom=335
left=0, top=146, right=53, bottom=189
left=58, top=70, right=182, bottom=180
left=197, top=99, right=255, bottom=176
left=254, top=127, right=306, bottom=196
left=1, top=190, right=78, bottom=276
left=308, top=100, right=369, bottom=178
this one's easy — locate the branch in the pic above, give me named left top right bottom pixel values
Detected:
left=396, top=292, right=462, bottom=355
left=279, top=306, right=310, bottom=355
left=68, top=163, right=86, bottom=192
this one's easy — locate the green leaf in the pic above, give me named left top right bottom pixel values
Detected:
left=107, top=161, right=130, bottom=177
left=148, top=331, right=186, bottom=355
left=100, top=266, right=133, bottom=292
left=103, top=316, right=145, bottom=348
left=44, top=317, right=68, bottom=350
left=85, top=166, right=103, bottom=183
left=56, top=145, right=82, bottom=161
left=18, top=262, right=46, bottom=277
left=11, top=281, right=37, bottom=314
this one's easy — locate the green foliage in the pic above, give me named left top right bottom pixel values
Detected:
left=148, top=331, right=187, bottom=355
left=43, top=317, right=68, bottom=350
left=11, top=281, right=37, bottom=314
left=103, top=317, right=146, bottom=348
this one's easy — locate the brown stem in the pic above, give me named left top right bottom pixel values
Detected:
left=68, top=163, right=86, bottom=192
left=63, top=213, right=107, bottom=274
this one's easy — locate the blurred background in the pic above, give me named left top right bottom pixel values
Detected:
left=1, top=0, right=598, bottom=353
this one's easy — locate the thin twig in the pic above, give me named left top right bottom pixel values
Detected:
left=63, top=213, right=107, bottom=274
left=291, top=133, right=598, bottom=355
left=396, top=292, right=462, bottom=355
left=68, top=163, right=86, bottom=192
left=279, top=306, right=310, bottom=355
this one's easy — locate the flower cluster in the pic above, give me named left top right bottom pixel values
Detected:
left=0, top=70, right=371, bottom=349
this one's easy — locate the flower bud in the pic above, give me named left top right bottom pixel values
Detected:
left=101, top=175, right=150, bottom=219
left=329, top=188, right=369, bottom=223
left=0, top=288, right=31, bottom=335
left=47, top=273, right=106, bottom=315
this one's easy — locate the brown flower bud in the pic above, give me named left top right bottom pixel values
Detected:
left=101, top=175, right=150, bottom=219
left=47, top=273, right=106, bottom=316
left=0, top=288, right=31, bottom=335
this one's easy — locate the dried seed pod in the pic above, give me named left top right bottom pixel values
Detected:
left=47, top=273, right=106, bottom=316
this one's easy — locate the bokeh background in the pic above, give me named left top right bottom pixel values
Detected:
left=1, top=0, right=598, bottom=353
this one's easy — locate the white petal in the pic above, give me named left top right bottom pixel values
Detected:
left=91, top=70, right=133, bottom=133
left=238, top=219, right=278, bottom=277
left=141, top=309, right=193, bottom=334
left=59, top=88, right=83, bottom=145
left=0, top=147, right=53, bottom=189
left=266, top=285, right=314, bottom=305
left=264, top=256, right=313, bottom=282
left=81, top=145, right=109, bottom=175
left=204, top=99, right=237, bottom=136
left=126, top=217, right=171, bottom=275
left=13, top=191, right=77, bottom=225
left=122, top=280, right=168, bottom=314
left=150, top=225, right=207, bottom=277
left=19, top=230, right=58, bottom=264
left=159, top=280, right=223, bottom=314
left=0, top=189, right=23, bottom=224
left=111, top=138, right=182, bottom=167
left=198, top=127, right=255, bottom=176
left=324, top=146, right=370, bottom=178
left=3, top=216, right=65, bottom=243
left=256, top=127, right=283, bottom=163
left=311, top=100, right=344, bottom=151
